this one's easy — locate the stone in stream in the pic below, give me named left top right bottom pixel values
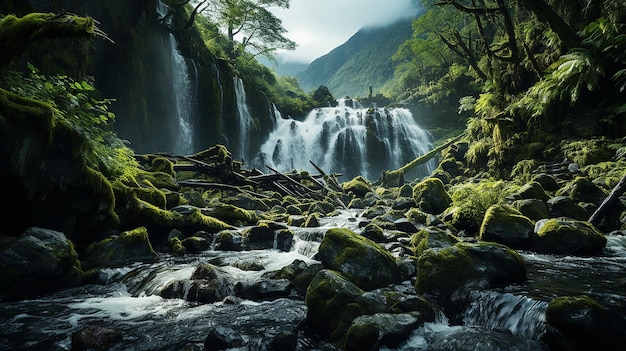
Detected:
left=532, top=217, right=607, bottom=255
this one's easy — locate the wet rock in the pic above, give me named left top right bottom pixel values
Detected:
left=415, top=242, right=526, bottom=312
left=0, top=227, right=82, bottom=298
left=533, top=173, right=560, bottom=191
left=412, top=178, right=452, bottom=215
left=479, top=204, right=534, bottom=249
left=291, top=262, right=323, bottom=295
left=84, top=227, right=158, bottom=268
left=410, top=226, right=459, bottom=257
left=71, top=326, right=123, bottom=350
left=558, top=177, right=608, bottom=206
left=315, top=228, right=401, bottom=290
left=392, top=197, right=416, bottom=211
left=161, top=264, right=235, bottom=303
left=394, top=218, right=419, bottom=234
left=512, top=198, right=549, bottom=221
left=305, top=269, right=390, bottom=341
left=532, top=218, right=607, bottom=255
left=203, top=298, right=306, bottom=351
left=214, top=229, right=246, bottom=251
left=181, top=236, right=211, bottom=253
left=544, top=295, right=626, bottom=351
left=516, top=181, right=550, bottom=202
left=547, top=196, right=589, bottom=220
left=236, top=279, right=292, bottom=300
left=345, top=312, right=433, bottom=351
left=304, top=213, right=321, bottom=227
left=361, top=223, right=386, bottom=242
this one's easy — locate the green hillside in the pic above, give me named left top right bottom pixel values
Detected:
left=297, top=18, right=414, bottom=97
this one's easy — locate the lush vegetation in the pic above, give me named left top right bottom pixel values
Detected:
left=384, top=0, right=625, bottom=175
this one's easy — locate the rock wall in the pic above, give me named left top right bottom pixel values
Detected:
left=1, top=0, right=273, bottom=156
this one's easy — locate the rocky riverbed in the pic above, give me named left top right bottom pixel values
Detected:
left=1, top=141, right=626, bottom=350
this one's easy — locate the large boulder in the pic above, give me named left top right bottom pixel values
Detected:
left=84, top=227, right=158, bottom=268
left=315, top=228, right=401, bottom=290
left=304, top=269, right=391, bottom=342
left=532, top=218, right=607, bottom=255
left=0, top=227, right=82, bottom=298
left=479, top=204, right=534, bottom=249
left=547, top=196, right=589, bottom=220
left=412, top=178, right=452, bottom=214
left=415, top=242, right=526, bottom=311
left=544, top=295, right=626, bottom=351
left=516, top=181, right=550, bottom=202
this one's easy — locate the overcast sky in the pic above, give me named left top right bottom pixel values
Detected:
left=269, top=0, right=422, bottom=63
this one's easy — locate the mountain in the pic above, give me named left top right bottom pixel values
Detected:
left=296, top=18, right=414, bottom=98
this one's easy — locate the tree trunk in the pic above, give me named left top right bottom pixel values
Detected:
left=519, top=0, right=581, bottom=49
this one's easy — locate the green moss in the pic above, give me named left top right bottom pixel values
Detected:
left=546, top=295, right=603, bottom=325
left=168, top=236, right=186, bottom=256
left=205, top=204, right=257, bottom=225
left=344, top=323, right=379, bottom=351
left=150, top=157, right=175, bottom=176
left=381, top=169, right=405, bottom=188
left=342, top=176, right=372, bottom=197
left=0, top=13, right=95, bottom=68
left=561, top=138, right=614, bottom=167
left=415, top=244, right=473, bottom=297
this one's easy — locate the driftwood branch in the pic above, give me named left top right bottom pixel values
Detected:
left=589, top=173, right=626, bottom=227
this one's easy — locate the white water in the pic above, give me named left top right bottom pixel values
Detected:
left=234, top=77, right=254, bottom=162
left=255, top=99, right=435, bottom=180
left=158, top=1, right=195, bottom=156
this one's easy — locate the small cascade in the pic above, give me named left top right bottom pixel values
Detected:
left=157, top=1, right=195, bottom=156
left=254, top=99, right=435, bottom=180
left=233, top=77, right=254, bottom=162
left=463, top=291, right=547, bottom=340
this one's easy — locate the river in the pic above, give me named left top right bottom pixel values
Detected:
left=1, top=211, right=625, bottom=351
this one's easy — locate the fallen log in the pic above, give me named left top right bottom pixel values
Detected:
left=588, top=173, right=626, bottom=227
left=396, top=132, right=467, bottom=175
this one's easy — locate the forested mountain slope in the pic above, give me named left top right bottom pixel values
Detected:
left=296, top=18, right=413, bottom=97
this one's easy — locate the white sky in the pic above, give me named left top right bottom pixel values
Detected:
left=269, top=0, right=422, bottom=63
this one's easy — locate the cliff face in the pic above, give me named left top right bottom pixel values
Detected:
left=1, top=0, right=273, bottom=157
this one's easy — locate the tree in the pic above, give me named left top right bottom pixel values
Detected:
left=207, top=0, right=296, bottom=61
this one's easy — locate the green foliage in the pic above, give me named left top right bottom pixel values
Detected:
left=3, top=64, right=138, bottom=181
left=449, top=180, right=513, bottom=227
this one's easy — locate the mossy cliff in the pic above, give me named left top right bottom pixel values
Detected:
left=0, top=0, right=274, bottom=156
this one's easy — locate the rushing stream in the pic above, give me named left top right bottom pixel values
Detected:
left=1, top=212, right=625, bottom=351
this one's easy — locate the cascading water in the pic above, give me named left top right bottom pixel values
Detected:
left=233, top=77, right=253, bottom=162
left=158, top=1, right=195, bottom=156
left=254, top=99, right=435, bottom=180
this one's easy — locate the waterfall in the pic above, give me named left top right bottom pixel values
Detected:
left=233, top=77, right=253, bottom=161
left=158, top=1, right=195, bottom=156
left=254, top=99, right=435, bottom=180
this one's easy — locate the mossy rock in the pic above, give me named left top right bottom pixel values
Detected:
left=544, top=295, right=626, bottom=351
left=412, top=178, right=452, bottom=215
left=533, top=173, right=560, bottom=192
left=381, top=169, right=405, bottom=188
left=305, top=269, right=392, bottom=343
left=150, top=157, right=175, bottom=176
left=0, top=227, right=82, bottom=298
left=361, top=223, right=385, bottom=242
left=85, top=227, right=158, bottom=268
left=405, top=208, right=429, bottom=226
left=304, top=213, right=321, bottom=228
left=479, top=204, right=534, bottom=249
left=516, top=181, right=550, bottom=202
left=201, top=204, right=257, bottom=226
left=532, top=218, right=607, bottom=255
left=345, top=312, right=435, bottom=351
left=316, top=228, right=401, bottom=290
left=512, top=199, right=549, bottom=221
left=409, top=227, right=459, bottom=258
left=214, top=229, right=246, bottom=251
left=181, top=236, right=211, bottom=254
left=415, top=242, right=526, bottom=308
left=342, top=176, right=372, bottom=198
left=136, top=169, right=179, bottom=191
left=546, top=196, right=589, bottom=220
left=557, top=177, right=608, bottom=206
left=127, top=200, right=234, bottom=237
